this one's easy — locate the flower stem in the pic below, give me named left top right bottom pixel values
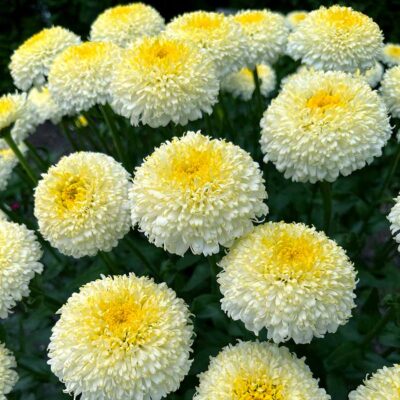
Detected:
left=252, top=67, right=263, bottom=119
left=99, top=251, right=119, bottom=275
left=99, top=104, right=126, bottom=167
left=2, top=129, right=38, bottom=186
left=24, top=140, right=48, bottom=170
left=59, top=120, right=80, bottom=151
left=320, top=181, right=332, bottom=234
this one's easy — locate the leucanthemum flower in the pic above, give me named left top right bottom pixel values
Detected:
left=260, top=70, right=391, bottom=183
left=48, top=274, right=193, bottom=400
left=349, top=364, right=400, bottom=400
left=34, top=152, right=131, bottom=258
left=232, top=10, right=289, bottom=67
left=9, top=26, right=81, bottom=91
left=0, top=142, right=27, bottom=192
left=194, top=341, right=330, bottom=400
left=287, top=5, right=383, bottom=72
left=90, top=3, right=165, bottom=48
left=165, top=11, right=248, bottom=78
left=28, top=86, right=63, bottom=124
left=360, top=62, right=384, bottom=88
left=219, top=222, right=357, bottom=344
left=48, top=42, right=122, bottom=115
left=381, top=43, right=400, bottom=66
left=0, top=343, right=18, bottom=399
left=221, top=64, right=276, bottom=101
left=286, top=11, right=308, bottom=30
left=0, top=219, right=43, bottom=319
left=380, top=66, right=400, bottom=118
left=130, top=131, right=268, bottom=256
left=110, top=36, right=219, bottom=128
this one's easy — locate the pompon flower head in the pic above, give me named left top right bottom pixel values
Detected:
left=34, top=152, right=131, bottom=258
left=349, top=364, right=400, bottom=400
left=9, top=26, right=81, bottom=91
left=90, top=3, right=165, bottom=48
left=218, top=222, right=357, bottom=344
left=0, top=93, right=25, bottom=133
left=48, top=274, right=193, bottom=400
left=48, top=42, right=122, bottom=115
left=194, top=341, right=330, bottom=400
left=110, top=36, right=219, bottom=128
left=360, top=62, right=384, bottom=88
left=0, top=220, right=43, bottom=319
left=387, top=193, right=400, bottom=249
left=260, top=70, right=391, bottom=183
left=28, top=86, right=62, bottom=124
left=232, top=10, right=289, bottom=67
left=0, top=142, right=27, bottom=191
left=381, top=43, right=400, bottom=66
left=221, top=64, right=276, bottom=101
left=165, top=11, right=248, bottom=78
left=287, top=5, right=383, bottom=73
left=286, top=10, right=308, bottom=30
left=380, top=66, right=400, bottom=118
left=130, top=131, right=268, bottom=256
left=0, top=343, right=18, bottom=399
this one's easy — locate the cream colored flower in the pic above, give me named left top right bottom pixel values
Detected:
left=9, top=26, right=81, bottom=91
left=130, top=131, right=268, bottom=256
left=221, top=64, right=276, bottom=101
left=349, top=364, right=400, bottom=400
left=232, top=10, right=289, bottom=67
left=90, top=3, right=165, bottom=48
left=287, top=5, right=383, bottom=72
left=28, top=86, right=63, bottom=124
left=34, top=152, right=131, bottom=258
left=381, top=43, right=400, bottom=66
left=48, top=274, right=193, bottom=400
left=219, top=222, right=357, bottom=344
left=380, top=66, right=400, bottom=118
left=0, top=343, right=18, bottom=399
left=0, top=219, right=43, bottom=318
left=261, top=69, right=391, bottom=183
left=0, top=142, right=27, bottom=192
left=110, top=36, right=219, bottom=127
left=286, top=11, right=308, bottom=30
left=361, top=62, right=384, bottom=88
left=194, top=341, right=330, bottom=400
left=48, top=42, right=123, bottom=115
left=165, top=11, right=248, bottom=78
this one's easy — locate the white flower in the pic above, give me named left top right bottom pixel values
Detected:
left=380, top=66, right=400, bottom=118
left=0, top=343, right=18, bottom=399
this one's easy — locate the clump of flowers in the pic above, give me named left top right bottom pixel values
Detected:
left=221, top=64, right=276, bottom=101
left=130, top=131, right=268, bottom=256
left=349, top=364, right=400, bottom=400
left=260, top=69, right=391, bottom=183
left=34, top=152, right=131, bottom=258
left=110, top=36, right=219, bottom=127
left=287, top=5, right=383, bottom=72
left=165, top=11, right=248, bottom=78
left=232, top=10, right=289, bottom=67
left=194, top=341, right=330, bottom=400
left=0, top=219, right=43, bottom=318
left=48, top=274, right=193, bottom=400
left=90, top=3, right=165, bottom=48
left=9, top=26, right=81, bottom=91
left=219, top=222, right=357, bottom=343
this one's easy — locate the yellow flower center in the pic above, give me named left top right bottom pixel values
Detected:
left=386, top=45, right=400, bottom=58
left=0, top=98, right=14, bottom=118
left=135, top=39, right=189, bottom=73
left=291, top=13, right=307, bottom=24
left=306, top=90, right=343, bottom=112
left=233, top=375, right=285, bottom=400
left=235, top=11, right=266, bottom=25
left=0, top=148, right=13, bottom=159
left=262, top=231, right=324, bottom=281
left=324, top=7, right=363, bottom=29
left=168, top=147, right=224, bottom=192
left=92, top=291, right=160, bottom=347
left=54, top=174, right=91, bottom=215
left=183, top=14, right=222, bottom=31
left=107, top=4, right=144, bottom=21
left=64, top=42, right=104, bottom=62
